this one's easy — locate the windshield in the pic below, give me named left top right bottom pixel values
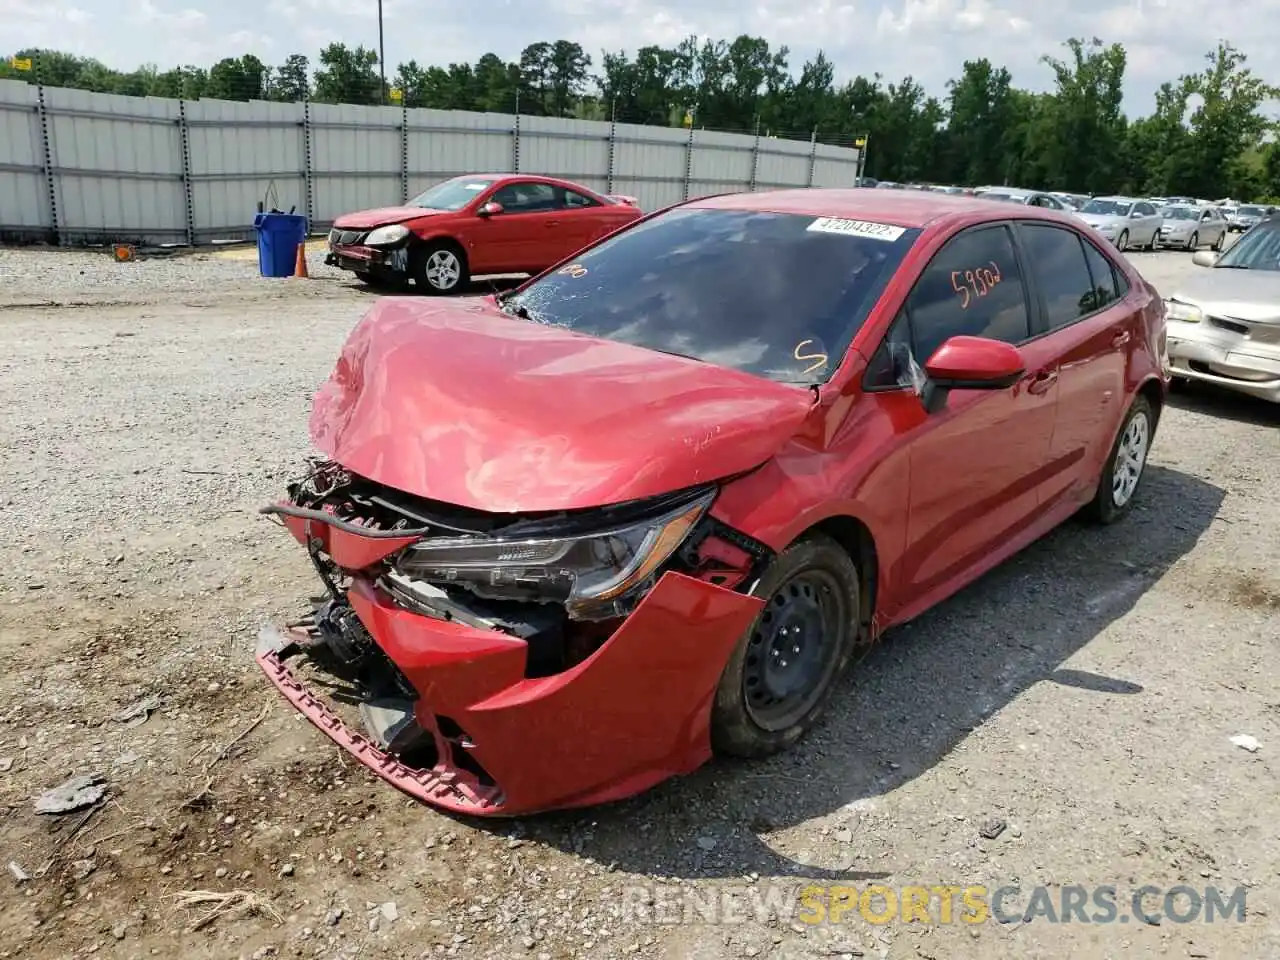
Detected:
left=407, top=176, right=495, bottom=211
left=500, top=208, right=920, bottom=386
left=1081, top=199, right=1132, bottom=216
left=1214, top=222, right=1280, bottom=271
left=1238, top=205, right=1264, bottom=216
left=1162, top=207, right=1196, bottom=220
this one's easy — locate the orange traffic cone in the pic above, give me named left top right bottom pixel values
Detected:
left=293, top=241, right=309, bottom=278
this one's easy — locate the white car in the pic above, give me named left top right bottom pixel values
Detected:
left=1157, top=205, right=1229, bottom=251
left=1074, top=196, right=1163, bottom=251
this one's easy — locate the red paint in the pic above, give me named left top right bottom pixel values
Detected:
left=264, top=189, right=1169, bottom=815
left=309, top=296, right=816, bottom=513
left=330, top=174, right=642, bottom=276
left=923, top=336, right=1025, bottom=382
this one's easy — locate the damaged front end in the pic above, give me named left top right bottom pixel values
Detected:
left=256, top=459, right=773, bottom=815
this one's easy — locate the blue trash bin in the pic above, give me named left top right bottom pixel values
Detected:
left=253, top=212, right=309, bottom=278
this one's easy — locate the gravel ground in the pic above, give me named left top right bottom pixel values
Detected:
left=0, top=245, right=1277, bottom=960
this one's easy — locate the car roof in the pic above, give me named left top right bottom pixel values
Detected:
left=687, top=188, right=1076, bottom=229
left=1093, top=196, right=1141, bottom=202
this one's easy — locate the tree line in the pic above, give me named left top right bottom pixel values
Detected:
left=3, top=37, right=1278, bottom=200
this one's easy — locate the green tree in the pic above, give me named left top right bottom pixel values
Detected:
left=1038, top=37, right=1128, bottom=192
left=313, top=43, right=380, bottom=105
left=271, top=54, right=310, bottom=101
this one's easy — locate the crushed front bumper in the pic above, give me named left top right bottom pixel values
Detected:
left=325, top=242, right=410, bottom=276
left=257, top=572, right=763, bottom=816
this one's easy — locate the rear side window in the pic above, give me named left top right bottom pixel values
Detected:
left=1018, top=224, right=1096, bottom=330
left=904, top=224, right=1031, bottom=362
left=1081, top=237, right=1126, bottom=308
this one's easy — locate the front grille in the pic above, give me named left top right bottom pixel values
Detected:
left=328, top=228, right=366, bottom=245
left=1208, top=316, right=1250, bottom=336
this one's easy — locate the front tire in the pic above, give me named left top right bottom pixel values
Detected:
left=1186, top=231, right=1198, bottom=252
left=1116, top=230, right=1129, bottom=251
left=1083, top=395, right=1154, bottom=525
left=413, top=241, right=469, bottom=295
left=711, top=534, right=860, bottom=759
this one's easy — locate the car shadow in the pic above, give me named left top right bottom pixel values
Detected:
left=1167, top=379, right=1279, bottom=426
left=338, top=275, right=524, bottom=298
left=470, top=464, right=1223, bottom=881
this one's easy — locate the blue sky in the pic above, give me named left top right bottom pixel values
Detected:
left=4, top=0, right=1278, bottom=118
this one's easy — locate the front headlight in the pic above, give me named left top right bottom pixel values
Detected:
left=1165, top=299, right=1203, bottom=323
left=1094, top=223, right=1115, bottom=234
left=365, top=224, right=410, bottom=246
left=394, top=489, right=715, bottom=618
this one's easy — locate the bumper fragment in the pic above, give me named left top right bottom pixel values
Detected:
left=257, top=571, right=764, bottom=816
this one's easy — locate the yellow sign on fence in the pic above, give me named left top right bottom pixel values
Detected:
left=389, top=88, right=403, bottom=102
left=10, top=57, right=33, bottom=71
left=855, top=137, right=867, bottom=148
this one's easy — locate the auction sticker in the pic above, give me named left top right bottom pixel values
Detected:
left=807, top=217, right=906, bottom=241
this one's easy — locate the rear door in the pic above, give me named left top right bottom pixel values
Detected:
left=552, top=185, right=611, bottom=259
left=889, top=222, right=1061, bottom=599
left=1013, top=221, right=1133, bottom=507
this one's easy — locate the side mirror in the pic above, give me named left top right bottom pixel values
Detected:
left=478, top=201, right=503, bottom=217
left=1130, top=210, right=1143, bottom=218
left=920, top=336, right=1025, bottom=414
left=1192, top=250, right=1218, bottom=268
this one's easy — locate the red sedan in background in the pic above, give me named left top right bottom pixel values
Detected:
left=325, top=174, right=643, bottom=293
left=261, top=189, right=1169, bottom=816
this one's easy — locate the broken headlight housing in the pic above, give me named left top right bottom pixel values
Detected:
left=365, top=224, right=410, bottom=246
left=394, top=489, right=715, bottom=619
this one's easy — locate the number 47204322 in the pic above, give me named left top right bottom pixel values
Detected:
left=951, top=262, right=1002, bottom=309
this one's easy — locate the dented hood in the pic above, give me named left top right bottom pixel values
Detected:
left=332, top=206, right=449, bottom=229
left=310, top=298, right=816, bottom=513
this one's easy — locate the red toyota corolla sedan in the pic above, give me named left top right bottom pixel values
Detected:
left=325, top=173, right=643, bottom=292
left=259, top=189, right=1169, bottom=816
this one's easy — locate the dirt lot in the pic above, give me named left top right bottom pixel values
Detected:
left=0, top=244, right=1277, bottom=960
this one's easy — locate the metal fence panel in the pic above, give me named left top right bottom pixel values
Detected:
left=405, top=108, right=513, bottom=197
left=811, top=142, right=859, bottom=189
left=755, top=137, right=814, bottom=191
left=519, top=115, right=609, bottom=195
left=187, top=98, right=305, bottom=240
left=44, top=87, right=185, bottom=243
left=0, top=81, right=863, bottom=244
left=0, top=80, right=45, bottom=232
left=310, top=102, right=401, bottom=224
left=611, top=123, right=689, bottom=211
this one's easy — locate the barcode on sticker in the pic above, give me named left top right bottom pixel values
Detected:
left=807, top=217, right=906, bottom=241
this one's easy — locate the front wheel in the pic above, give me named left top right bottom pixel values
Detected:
left=1116, top=230, right=1129, bottom=251
left=1186, top=231, right=1198, bottom=252
left=1083, top=395, right=1154, bottom=525
left=711, top=534, right=860, bottom=759
left=413, top=242, right=469, bottom=295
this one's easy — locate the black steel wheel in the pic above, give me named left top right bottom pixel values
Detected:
left=711, top=533, right=860, bottom=759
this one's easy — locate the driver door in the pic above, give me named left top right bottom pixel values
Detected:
left=883, top=224, right=1061, bottom=606
left=474, top=180, right=559, bottom=273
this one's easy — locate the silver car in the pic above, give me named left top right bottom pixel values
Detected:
left=1157, top=205, right=1228, bottom=251
left=1164, top=217, right=1280, bottom=403
left=978, top=187, right=1070, bottom=210
left=1075, top=196, right=1163, bottom=251
left=1227, top=204, right=1272, bottom=233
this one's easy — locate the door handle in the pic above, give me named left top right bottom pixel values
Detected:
left=545, top=220, right=560, bottom=226
left=1111, top=331, right=1130, bottom=347
left=1027, top=369, right=1058, bottom=395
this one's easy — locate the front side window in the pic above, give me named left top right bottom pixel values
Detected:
left=1214, top=222, right=1280, bottom=271
left=408, top=176, right=495, bottom=211
left=500, top=208, right=921, bottom=386
left=903, top=225, right=1031, bottom=362
left=492, top=182, right=558, bottom=212
left=1163, top=206, right=1196, bottom=221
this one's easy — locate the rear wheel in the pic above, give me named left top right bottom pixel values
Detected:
left=711, top=534, right=860, bottom=759
left=1083, top=395, right=1154, bottom=525
left=1215, top=230, right=1226, bottom=252
left=413, top=241, right=469, bottom=295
